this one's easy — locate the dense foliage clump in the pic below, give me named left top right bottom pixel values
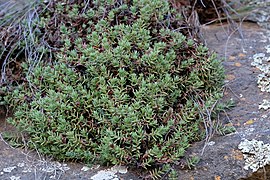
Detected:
left=4, top=0, right=224, bottom=174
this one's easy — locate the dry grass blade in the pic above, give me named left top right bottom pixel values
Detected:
left=0, top=0, right=51, bottom=84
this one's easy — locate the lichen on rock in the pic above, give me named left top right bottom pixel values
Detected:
left=238, top=139, right=270, bottom=172
left=259, top=99, right=270, bottom=110
left=251, top=45, right=270, bottom=100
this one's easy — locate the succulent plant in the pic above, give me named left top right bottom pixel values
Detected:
left=4, top=0, right=225, bottom=176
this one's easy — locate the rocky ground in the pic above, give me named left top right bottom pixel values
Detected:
left=178, top=22, right=270, bottom=180
left=1, top=1, right=270, bottom=180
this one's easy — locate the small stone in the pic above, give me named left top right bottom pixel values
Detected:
left=41, top=166, right=55, bottom=173
left=3, top=166, right=16, bottom=173
left=22, top=167, right=32, bottom=173
left=17, top=163, right=25, bottom=168
left=53, top=162, right=62, bottom=168
left=59, top=164, right=70, bottom=171
left=91, top=165, right=100, bottom=170
left=61, top=166, right=70, bottom=171
left=111, top=165, right=128, bottom=174
left=91, top=170, right=118, bottom=180
left=81, top=166, right=90, bottom=172
left=10, top=176, right=20, bottom=180
left=49, top=175, right=56, bottom=179
left=207, top=141, right=215, bottom=146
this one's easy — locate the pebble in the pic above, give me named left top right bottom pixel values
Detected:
left=81, top=166, right=90, bottom=172
left=17, top=163, right=24, bottom=168
left=90, top=170, right=119, bottom=180
left=9, top=176, right=20, bottom=180
left=3, top=166, right=16, bottom=173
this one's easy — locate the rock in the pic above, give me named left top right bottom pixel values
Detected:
left=3, top=166, right=16, bottom=173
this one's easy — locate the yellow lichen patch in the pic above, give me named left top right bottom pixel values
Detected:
left=232, top=149, right=244, bottom=161
left=238, top=53, right=246, bottom=58
left=234, top=62, right=242, bottom=67
left=244, top=119, right=255, bottom=125
left=226, top=74, right=236, bottom=81
left=224, top=122, right=233, bottom=127
left=229, top=56, right=236, bottom=61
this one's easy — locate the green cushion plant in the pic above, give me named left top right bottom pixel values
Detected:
left=4, top=0, right=225, bottom=177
